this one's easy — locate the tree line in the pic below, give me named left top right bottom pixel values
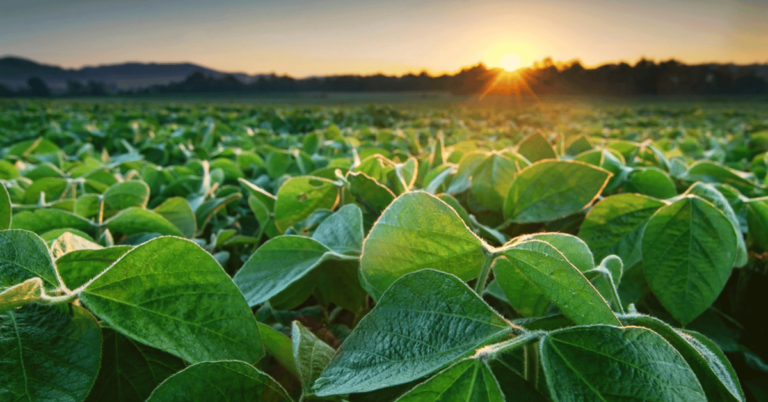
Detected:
left=1, top=58, right=766, bottom=98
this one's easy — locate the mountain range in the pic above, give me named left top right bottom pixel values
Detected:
left=0, top=56, right=257, bottom=92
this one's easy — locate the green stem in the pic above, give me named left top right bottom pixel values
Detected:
left=524, top=342, right=540, bottom=389
left=474, top=252, right=495, bottom=294
left=473, top=330, right=544, bottom=360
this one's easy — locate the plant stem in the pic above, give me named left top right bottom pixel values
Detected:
left=524, top=342, right=540, bottom=390
left=474, top=252, right=495, bottom=294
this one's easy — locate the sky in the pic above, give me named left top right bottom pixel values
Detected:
left=1, top=0, right=767, bottom=77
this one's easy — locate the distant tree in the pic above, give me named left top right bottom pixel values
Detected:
left=0, top=83, right=15, bottom=97
left=86, top=80, right=109, bottom=96
left=65, top=80, right=86, bottom=96
left=27, top=77, right=51, bottom=97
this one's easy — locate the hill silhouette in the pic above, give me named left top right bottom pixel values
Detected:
left=1, top=56, right=766, bottom=97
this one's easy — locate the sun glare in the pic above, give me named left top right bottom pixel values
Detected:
left=499, top=54, right=522, bottom=71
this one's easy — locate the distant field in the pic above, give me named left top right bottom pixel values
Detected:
left=1, top=98, right=767, bottom=401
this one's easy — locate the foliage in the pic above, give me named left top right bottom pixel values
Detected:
left=1, top=99, right=767, bottom=401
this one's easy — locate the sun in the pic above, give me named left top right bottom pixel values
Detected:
left=499, top=53, right=522, bottom=71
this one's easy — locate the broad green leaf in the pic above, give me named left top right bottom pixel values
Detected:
left=0, top=277, right=44, bottom=311
left=312, top=203, right=364, bottom=255
left=258, top=322, right=298, bottom=378
left=622, top=315, right=744, bottom=402
left=80, top=237, right=264, bottom=364
left=267, top=150, right=293, bottom=179
left=347, top=171, right=396, bottom=211
left=153, top=197, right=197, bottom=238
left=513, top=233, right=594, bottom=272
left=146, top=361, right=292, bottom=402
left=492, top=256, right=549, bottom=317
left=0, top=229, right=58, bottom=290
left=23, top=177, right=69, bottom=205
left=746, top=197, right=768, bottom=251
left=0, top=303, right=101, bottom=402
left=314, top=269, right=515, bottom=396
left=85, top=327, right=186, bottom=402
left=195, top=192, right=242, bottom=232
left=541, top=325, right=706, bottom=402
left=517, top=132, right=557, bottom=162
left=293, top=321, right=335, bottom=396
left=106, top=208, right=184, bottom=237
left=56, top=246, right=132, bottom=290
left=0, top=184, right=10, bottom=230
left=626, top=167, right=677, bottom=199
left=447, top=151, right=486, bottom=194
left=240, top=178, right=276, bottom=210
left=40, top=228, right=94, bottom=242
left=643, top=196, right=737, bottom=324
left=395, top=359, right=505, bottom=402
left=314, top=259, right=367, bottom=312
left=500, top=240, right=620, bottom=326
left=12, top=209, right=92, bottom=235
left=584, top=256, right=624, bottom=312
left=504, top=160, right=611, bottom=223
left=102, top=181, right=150, bottom=216
left=234, top=235, right=334, bottom=307
left=360, top=192, right=488, bottom=300
left=685, top=182, right=747, bottom=267
left=578, top=193, right=666, bottom=267
left=274, top=176, right=339, bottom=233
left=682, top=161, right=758, bottom=195
left=49, top=232, right=102, bottom=259
left=423, top=164, right=454, bottom=194
left=471, top=153, right=518, bottom=212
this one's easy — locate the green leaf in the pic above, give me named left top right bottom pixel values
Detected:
left=471, top=153, right=518, bottom=212
left=23, top=177, right=69, bottom=205
left=195, top=192, right=242, bottom=232
left=499, top=240, right=620, bottom=326
left=312, top=203, right=364, bottom=255
left=0, top=277, right=44, bottom=311
left=85, top=327, right=186, bottom=402
left=49, top=232, right=102, bottom=259
left=643, top=195, right=737, bottom=324
left=626, top=167, right=677, bottom=199
left=314, top=259, right=367, bottom=312
left=153, top=197, right=197, bottom=238
left=517, top=132, right=557, bottom=163
left=234, top=235, right=334, bottom=307
left=258, top=322, right=298, bottom=378
left=56, top=246, right=131, bottom=290
left=146, top=361, right=292, bottom=402
left=746, top=197, right=768, bottom=251
left=0, top=303, right=102, bottom=402
left=103, top=181, right=150, bottom=216
left=347, top=171, right=396, bottom=211
left=578, top=193, right=666, bottom=267
left=681, top=160, right=758, bottom=195
left=395, top=359, right=505, bottom=402
left=492, top=256, right=549, bottom=317
left=541, top=325, right=706, bottom=402
left=621, top=314, right=744, bottom=402
left=685, top=182, right=748, bottom=267
left=293, top=321, right=335, bottom=396
left=80, top=236, right=264, bottom=364
left=106, top=207, right=183, bottom=237
left=274, top=176, right=339, bottom=233
left=0, top=229, right=59, bottom=290
left=504, top=160, right=611, bottom=223
left=447, top=151, right=486, bottom=194
left=0, top=184, right=10, bottom=230
left=267, top=150, right=293, bottom=179
left=12, top=209, right=92, bottom=235
left=360, top=192, right=488, bottom=300
left=314, top=269, right=515, bottom=396
left=514, top=233, right=595, bottom=272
